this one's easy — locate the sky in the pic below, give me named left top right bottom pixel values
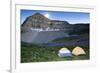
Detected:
left=20, top=9, right=90, bottom=24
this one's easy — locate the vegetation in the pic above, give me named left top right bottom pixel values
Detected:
left=52, top=37, right=79, bottom=43
left=21, top=42, right=89, bottom=63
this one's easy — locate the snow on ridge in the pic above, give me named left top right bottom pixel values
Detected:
left=30, top=28, right=60, bottom=32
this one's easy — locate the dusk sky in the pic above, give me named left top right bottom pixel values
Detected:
left=20, top=9, right=90, bottom=24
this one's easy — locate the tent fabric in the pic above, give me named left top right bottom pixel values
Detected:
left=58, top=48, right=72, bottom=57
left=72, top=46, right=86, bottom=56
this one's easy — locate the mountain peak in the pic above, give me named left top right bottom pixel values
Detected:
left=32, top=13, right=44, bottom=17
left=34, top=13, right=42, bottom=15
left=31, top=13, right=50, bottom=20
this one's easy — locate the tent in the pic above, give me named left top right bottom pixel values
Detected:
left=58, top=47, right=72, bottom=57
left=72, top=46, right=86, bottom=56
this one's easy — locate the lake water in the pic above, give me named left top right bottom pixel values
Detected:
left=21, top=29, right=69, bottom=44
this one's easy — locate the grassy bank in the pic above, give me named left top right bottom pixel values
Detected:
left=21, top=42, right=89, bottom=63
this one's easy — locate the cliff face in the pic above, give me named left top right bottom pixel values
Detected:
left=21, top=13, right=51, bottom=32
left=21, top=13, right=70, bottom=33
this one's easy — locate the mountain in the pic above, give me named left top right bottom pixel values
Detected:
left=69, top=23, right=89, bottom=35
left=21, top=13, right=89, bottom=35
left=21, top=13, right=51, bottom=32
left=21, top=13, right=70, bottom=33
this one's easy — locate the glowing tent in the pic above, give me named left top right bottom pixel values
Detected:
left=72, top=46, right=86, bottom=56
